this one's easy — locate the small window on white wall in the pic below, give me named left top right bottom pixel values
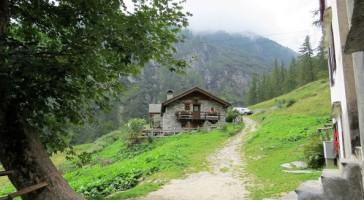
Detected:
left=328, top=24, right=336, bottom=86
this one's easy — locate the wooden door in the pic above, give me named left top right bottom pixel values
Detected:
left=192, top=104, right=200, bottom=119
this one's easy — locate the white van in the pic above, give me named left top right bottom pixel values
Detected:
left=232, top=107, right=253, bottom=115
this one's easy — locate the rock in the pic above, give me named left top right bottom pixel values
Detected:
left=291, top=161, right=307, bottom=168
left=281, top=163, right=293, bottom=169
left=295, top=180, right=326, bottom=200
left=282, top=191, right=298, bottom=200
left=153, top=179, right=163, bottom=183
left=283, top=170, right=313, bottom=174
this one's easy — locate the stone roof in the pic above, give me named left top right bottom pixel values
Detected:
left=149, top=104, right=161, bottom=113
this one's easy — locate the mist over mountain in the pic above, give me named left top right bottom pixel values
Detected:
left=120, top=30, right=297, bottom=121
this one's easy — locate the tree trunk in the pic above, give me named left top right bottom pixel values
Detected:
left=0, top=0, right=9, bottom=36
left=0, top=105, right=84, bottom=200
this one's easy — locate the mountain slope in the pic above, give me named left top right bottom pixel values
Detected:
left=70, top=30, right=298, bottom=144
left=120, top=30, right=297, bottom=121
left=243, top=80, right=331, bottom=199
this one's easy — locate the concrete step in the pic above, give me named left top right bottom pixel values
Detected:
left=295, top=180, right=326, bottom=200
left=342, top=160, right=363, bottom=200
left=321, top=174, right=349, bottom=200
left=282, top=191, right=298, bottom=200
left=321, top=168, right=342, bottom=178
left=319, top=160, right=363, bottom=200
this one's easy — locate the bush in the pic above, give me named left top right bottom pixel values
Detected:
left=276, top=99, right=296, bottom=108
left=286, top=99, right=296, bottom=107
left=226, top=108, right=240, bottom=122
left=220, top=124, right=228, bottom=132
left=147, top=135, right=153, bottom=143
left=121, top=118, right=146, bottom=148
left=303, top=132, right=326, bottom=169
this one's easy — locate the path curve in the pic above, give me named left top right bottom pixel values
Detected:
left=133, top=117, right=257, bottom=200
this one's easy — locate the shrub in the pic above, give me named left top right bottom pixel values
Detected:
left=226, top=108, right=240, bottom=122
left=276, top=99, right=287, bottom=108
left=121, top=118, right=146, bottom=148
left=275, top=99, right=296, bottom=108
left=220, top=124, right=228, bottom=132
left=286, top=99, right=296, bottom=107
left=147, top=135, right=153, bottom=143
left=303, top=132, right=326, bottom=169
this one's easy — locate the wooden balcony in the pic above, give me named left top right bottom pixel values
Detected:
left=175, top=111, right=220, bottom=121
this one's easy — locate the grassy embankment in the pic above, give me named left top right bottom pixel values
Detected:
left=0, top=123, right=244, bottom=200
left=243, top=80, right=331, bottom=199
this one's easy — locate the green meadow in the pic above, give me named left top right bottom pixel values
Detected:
left=243, top=80, right=331, bottom=199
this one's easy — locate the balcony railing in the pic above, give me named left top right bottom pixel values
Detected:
left=175, top=111, right=220, bottom=121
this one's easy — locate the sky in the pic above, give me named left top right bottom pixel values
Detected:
left=182, top=0, right=322, bottom=52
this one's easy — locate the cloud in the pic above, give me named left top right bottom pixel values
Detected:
left=183, top=0, right=322, bottom=52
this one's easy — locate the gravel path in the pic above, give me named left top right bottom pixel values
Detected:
left=134, top=117, right=257, bottom=200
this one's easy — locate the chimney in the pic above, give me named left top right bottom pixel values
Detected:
left=167, top=90, right=174, bottom=100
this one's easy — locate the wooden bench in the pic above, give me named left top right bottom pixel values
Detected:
left=0, top=170, right=48, bottom=200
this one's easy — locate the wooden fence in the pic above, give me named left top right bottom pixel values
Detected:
left=0, top=170, right=48, bottom=200
left=142, top=125, right=220, bottom=137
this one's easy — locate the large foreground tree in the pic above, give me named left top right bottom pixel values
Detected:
left=0, top=0, right=190, bottom=199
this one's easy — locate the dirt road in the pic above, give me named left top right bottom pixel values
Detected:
left=134, top=117, right=257, bottom=200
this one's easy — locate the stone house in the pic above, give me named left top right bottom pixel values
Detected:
left=148, top=87, right=231, bottom=131
left=293, top=0, right=364, bottom=199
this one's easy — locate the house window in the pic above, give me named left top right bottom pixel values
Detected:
left=328, top=24, right=336, bottom=86
left=193, top=105, right=200, bottom=111
left=185, top=104, right=190, bottom=111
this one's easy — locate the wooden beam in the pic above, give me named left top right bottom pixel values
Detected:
left=0, top=170, right=14, bottom=176
left=7, top=182, right=48, bottom=199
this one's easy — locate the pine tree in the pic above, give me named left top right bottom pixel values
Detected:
left=279, top=61, right=286, bottom=96
left=314, top=37, right=329, bottom=79
left=298, top=36, right=315, bottom=85
left=246, top=76, right=258, bottom=105
left=283, top=57, right=298, bottom=93
left=271, top=58, right=280, bottom=97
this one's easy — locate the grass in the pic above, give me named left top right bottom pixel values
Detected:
left=219, top=167, right=229, bottom=173
left=243, top=80, right=331, bottom=199
left=0, top=123, right=244, bottom=200
left=102, top=123, right=244, bottom=200
left=0, top=144, right=92, bottom=198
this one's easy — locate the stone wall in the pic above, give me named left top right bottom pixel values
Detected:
left=150, top=114, right=162, bottom=129
left=162, top=99, right=227, bottom=131
left=199, top=100, right=227, bottom=123
left=162, top=100, right=184, bottom=131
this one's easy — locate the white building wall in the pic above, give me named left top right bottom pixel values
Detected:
left=352, top=52, right=364, bottom=161
left=327, top=0, right=359, bottom=159
left=329, top=0, right=350, bottom=159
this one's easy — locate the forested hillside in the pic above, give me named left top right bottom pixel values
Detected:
left=72, top=30, right=298, bottom=144
left=246, top=36, right=328, bottom=105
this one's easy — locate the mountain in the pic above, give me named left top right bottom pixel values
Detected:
left=70, top=30, right=298, bottom=144
left=119, top=30, right=297, bottom=121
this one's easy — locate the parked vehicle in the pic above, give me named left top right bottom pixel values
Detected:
left=232, top=107, right=253, bottom=115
